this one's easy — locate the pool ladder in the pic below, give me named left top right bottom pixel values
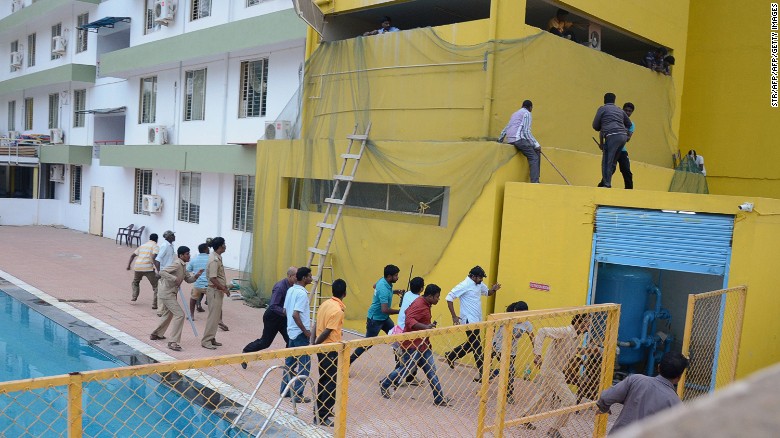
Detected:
left=230, top=365, right=317, bottom=437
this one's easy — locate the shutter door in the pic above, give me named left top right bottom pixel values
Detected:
left=594, top=207, right=734, bottom=275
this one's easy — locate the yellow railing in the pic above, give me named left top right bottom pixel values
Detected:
left=0, top=304, right=619, bottom=437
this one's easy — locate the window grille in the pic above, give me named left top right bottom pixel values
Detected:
left=10, top=40, right=18, bottom=72
left=178, top=172, right=201, bottom=223
left=184, top=69, right=207, bottom=121
left=73, top=90, right=86, bottom=128
left=144, top=0, right=159, bottom=34
left=70, top=166, right=82, bottom=204
left=233, top=175, right=255, bottom=231
left=247, top=0, right=262, bottom=6
left=48, top=93, right=59, bottom=129
left=238, top=59, right=268, bottom=118
left=7, top=101, right=15, bottom=131
left=134, top=169, right=153, bottom=215
left=77, top=13, right=89, bottom=53
left=51, top=23, right=62, bottom=60
left=27, top=33, right=36, bottom=67
left=24, top=98, right=33, bottom=130
left=191, top=0, right=212, bottom=21
left=139, top=76, right=157, bottom=124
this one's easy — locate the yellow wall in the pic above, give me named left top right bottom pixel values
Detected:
left=679, top=1, right=780, bottom=198
left=496, top=183, right=780, bottom=376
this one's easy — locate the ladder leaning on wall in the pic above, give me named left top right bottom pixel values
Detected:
left=307, top=123, right=372, bottom=325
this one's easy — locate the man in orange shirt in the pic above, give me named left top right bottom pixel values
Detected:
left=313, top=279, right=347, bottom=427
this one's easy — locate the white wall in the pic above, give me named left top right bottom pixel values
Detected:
left=0, top=198, right=61, bottom=225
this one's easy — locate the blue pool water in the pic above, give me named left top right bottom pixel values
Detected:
left=0, top=289, right=251, bottom=437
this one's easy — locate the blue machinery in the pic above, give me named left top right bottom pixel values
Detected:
left=595, top=264, right=674, bottom=375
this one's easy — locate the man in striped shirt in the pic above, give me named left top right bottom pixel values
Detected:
left=503, top=100, right=542, bottom=183
left=127, top=233, right=160, bottom=310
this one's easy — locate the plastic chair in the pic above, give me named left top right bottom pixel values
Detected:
left=115, top=224, right=134, bottom=246
left=128, top=226, right=146, bottom=247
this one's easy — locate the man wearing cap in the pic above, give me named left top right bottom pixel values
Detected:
left=444, top=266, right=502, bottom=382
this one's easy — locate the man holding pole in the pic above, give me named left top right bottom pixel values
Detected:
left=150, top=246, right=203, bottom=351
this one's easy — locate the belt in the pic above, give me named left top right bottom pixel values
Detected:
left=604, top=132, right=625, bottom=138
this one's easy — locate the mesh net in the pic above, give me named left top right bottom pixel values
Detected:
left=669, top=154, right=709, bottom=194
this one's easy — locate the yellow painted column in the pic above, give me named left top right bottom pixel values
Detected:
left=677, top=294, right=696, bottom=399
left=333, top=343, right=351, bottom=437
left=67, top=372, right=83, bottom=437
left=476, top=323, right=497, bottom=437
left=32, top=166, right=39, bottom=199
left=593, top=306, right=620, bottom=437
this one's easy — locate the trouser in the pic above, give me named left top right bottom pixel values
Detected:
left=489, top=352, right=516, bottom=398
left=201, top=287, right=224, bottom=346
left=350, top=317, right=395, bottom=363
left=600, top=134, right=628, bottom=188
left=598, top=150, right=633, bottom=189
left=243, top=310, right=289, bottom=352
left=280, top=333, right=311, bottom=398
left=519, top=369, right=576, bottom=429
left=549, top=27, right=577, bottom=42
left=447, top=329, right=485, bottom=375
left=380, top=349, right=445, bottom=404
left=131, top=271, right=158, bottom=305
left=513, top=139, right=541, bottom=183
left=316, top=351, right=338, bottom=421
left=152, top=294, right=184, bottom=343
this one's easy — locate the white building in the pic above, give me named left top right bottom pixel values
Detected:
left=0, top=0, right=307, bottom=269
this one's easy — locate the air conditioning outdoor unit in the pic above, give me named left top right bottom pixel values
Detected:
left=52, top=36, right=67, bottom=56
left=142, top=194, right=163, bottom=213
left=148, top=125, right=168, bottom=145
left=11, top=0, right=24, bottom=13
left=50, top=128, right=63, bottom=144
left=49, top=164, right=65, bottom=183
left=7, top=130, right=20, bottom=139
left=588, top=23, right=602, bottom=51
left=264, top=120, right=292, bottom=140
left=154, top=0, right=176, bottom=25
left=10, top=51, right=22, bottom=69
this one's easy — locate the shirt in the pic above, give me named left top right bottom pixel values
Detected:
left=623, top=121, right=635, bottom=152
left=402, top=296, right=433, bottom=351
left=159, top=258, right=199, bottom=298
left=396, top=291, right=420, bottom=330
left=284, top=284, right=311, bottom=339
left=533, top=325, right=579, bottom=374
left=597, top=374, right=681, bottom=433
left=316, top=297, right=346, bottom=344
left=132, top=240, right=159, bottom=272
left=186, top=253, right=210, bottom=288
left=493, top=321, right=534, bottom=356
left=592, top=103, right=632, bottom=137
left=503, top=107, right=539, bottom=145
left=206, top=252, right=225, bottom=291
left=366, top=277, right=394, bottom=321
left=548, top=17, right=573, bottom=33
left=446, top=277, right=490, bottom=323
left=377, top=26, right=399, bottom=34
left=156, top=241, right=175, bottom=270
left=268, top=277, right=293, bottom=317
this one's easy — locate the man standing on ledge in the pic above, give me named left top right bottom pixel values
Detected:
left=593, top=92, right=632, bottom=188
left=201, top=237, right=229, bottom=350
left=503, top=99, right=542, bottom=183
left=444, top=265, right=501, bottom=382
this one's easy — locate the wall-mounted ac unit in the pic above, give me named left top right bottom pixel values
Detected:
left=148, top=125, right=168, bottom=145
left=588, top=23, right=602, bottom=52
left=154, top=0, right=176, bottom=25
left=7, top=130, right=20, bottom=139
left=10, top=51, right=22, bottom=69
left=142, top=194, right=163, bottom=213
left=50, top=128, right=63, bottom=144
left=11, top=0, right=24, bottom=13
left=264, top=120, right=292, bottom=140
left=52, top=36, right=67, bottom=56
left=49, top=164, right=65, bottom=183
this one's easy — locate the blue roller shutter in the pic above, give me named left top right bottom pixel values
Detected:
left=594, top=207, right=734, bottom=275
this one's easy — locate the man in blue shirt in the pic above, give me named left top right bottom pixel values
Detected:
left=280, top=267, right=313, bottom=403
left=187, top=243, right=210, bottom=319
left=349, top=264, right=402, bottom=364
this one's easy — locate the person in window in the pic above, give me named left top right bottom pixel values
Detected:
left=687, top=149, right=706, bottom=175
left=363, top=16, right=399, bottom=36
left=548, top=9, right=579, bottom=42
left=643, top=47, right=667, bottom=72
left=662, top=55, right=675, bottom=75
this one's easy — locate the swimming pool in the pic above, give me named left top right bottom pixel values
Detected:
left=0, top=287, right=253, bottom=437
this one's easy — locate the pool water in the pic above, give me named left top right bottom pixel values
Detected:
left=0, top=290, right=251, bottom=437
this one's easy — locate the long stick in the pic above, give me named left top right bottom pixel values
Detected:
left=178, top=286, right=199, bottom=337
left=400, top=265, right=414, bottom=306
left=540, top=151, right=571, bottom=185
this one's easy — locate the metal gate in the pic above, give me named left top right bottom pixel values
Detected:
left=677, top=286, right=747, bottom=401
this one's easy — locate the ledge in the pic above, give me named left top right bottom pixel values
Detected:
left=0, top=64, right=96, bottom=96
left=0, top=0, right=100, bottom=35
left=39, top=145, right=93, bottom=165
left=99, top=144, right=256, bottom=175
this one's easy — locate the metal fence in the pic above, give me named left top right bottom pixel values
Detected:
left=0, top=304, right=619, bottom=437
left=678, top=286, right=747, bottom=401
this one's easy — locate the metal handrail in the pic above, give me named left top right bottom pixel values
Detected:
left=258, top=374, right=316, bottom=437
left=229, top=365, right=285, bottom=431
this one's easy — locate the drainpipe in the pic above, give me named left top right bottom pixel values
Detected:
left=480, top=0, right=500, bottom=139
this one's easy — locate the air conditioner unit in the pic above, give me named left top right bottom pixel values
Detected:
left=148, top=125, right=168, bottom=145
left=588, top=23, right=602, bottom=51
left=142, top=194, right=163, bottom=213
left=50, top=128, right=63, bottom=144
left=264, top=120, right=292, bottom=140
left=10, top=51, right=22, bottom=68
left=52, top=36, right=67, bottom=56
left=49, top=164, right=65, bottom=183
left=7, top=130, right=20, bottom=139
left=154, top=0, right=176, bottom=25
left=11, top=0, right=24, bottom=13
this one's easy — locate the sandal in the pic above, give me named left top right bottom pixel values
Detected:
left=168, top=342, right=182, bottom=351
left=218, top=322, right=230, bottom=331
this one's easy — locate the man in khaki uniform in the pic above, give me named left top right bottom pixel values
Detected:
left=202, top=237, right=229, bottom=350
left=127, top=233, right=160, bottom=310
left=150, top=246, right=203, bottom=351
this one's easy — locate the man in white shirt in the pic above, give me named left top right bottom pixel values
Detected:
left=155, top=230, right=176, bottom=272
left=444, top=265, right=501, bottom=382
left=280, top=266, right=313, bottom=403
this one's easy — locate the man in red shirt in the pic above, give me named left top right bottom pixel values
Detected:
left=379, top=284, right=451, bottom=406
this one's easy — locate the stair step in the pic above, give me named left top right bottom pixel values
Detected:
left=316, top=222, right=336, bottom=230
left=324, top=197, right=345, bottom=205
left=341, top=153, right=362, bottom=159
left=346, top=134, right=368, bottom=141
left=333, top=175, right=353, bottom=181
left=308, top=247, right=327, bottom=256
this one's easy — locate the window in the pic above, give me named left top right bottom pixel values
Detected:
left=10, top=40, right=19, bottom=72
left=134, top=169, right=153, bottom=215
left=76, top=13, right=89, bottom=53
left=178, top=172, right=201, bottom=223
left=191, top=0, right=212, bottom=20
left=70, top=166, right=82, bottom=204
left=144, top=0, right=160, bottom=35
left=7, top=101, right=15, bottom=131
left=27, top=33, right=36, bottom=67
left=238, top=59, right=268, bottom=118
left=247, top=0, right=262, bottom=6
left=287, top=178, right=448, bottom=225
left=73, top=89, right=86, bottom=128
left=184, top=68, right=207, bottom=121
left=51, top=23, right=62, bottom=60
left=24, top=98, right=33, bottom=130
left=233, top=175, right=255, bottom=231
left=138, top=76, right=157, bottom=124
left=48, top=93, right=59, bottom=129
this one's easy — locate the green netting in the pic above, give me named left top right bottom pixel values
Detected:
left=669, top=155, right=708, bottom=194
